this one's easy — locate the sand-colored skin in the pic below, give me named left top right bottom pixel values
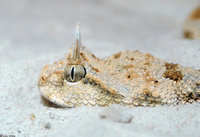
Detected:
left=183, top=7, right=200, bottom=40
left=38, top=46, right=200, bottom=107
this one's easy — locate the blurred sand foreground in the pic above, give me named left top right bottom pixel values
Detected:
left=0, top=0, right=200, bottom=137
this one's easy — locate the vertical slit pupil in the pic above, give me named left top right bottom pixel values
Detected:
left=83, top=66, right=86, bottom=78
left=71, top=67, right=75, bottom=80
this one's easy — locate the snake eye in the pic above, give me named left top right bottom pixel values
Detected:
left=64, top=65, right=86, bottom=82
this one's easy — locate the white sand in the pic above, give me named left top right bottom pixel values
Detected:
left=0, top=0, right=200, bottom=137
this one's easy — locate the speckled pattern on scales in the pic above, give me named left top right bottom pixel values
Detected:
left=38, top=24, right=200, bottom=107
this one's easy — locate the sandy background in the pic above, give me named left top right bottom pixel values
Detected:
left=0, top=0, right=200, bottom=137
